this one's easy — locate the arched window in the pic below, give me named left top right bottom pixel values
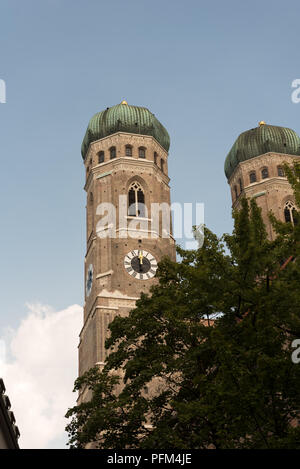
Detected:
left=161, top=158, right=165, bottom=173
left=138, top=147, right=146, bottom=159
left=154, top=152, right=158, bottom=165
left=110, top=146, right=116, bottom=159
left=128, top=181, right=145, bottom=217
left=234, top=185, right=238, bottom=200
left=261, top=167, right=269, bottom=179
left=249, top=171, right=257, bottom=183
left=284, top=201, right=298, bottom=225
left=239, top=178, right=243, bottom=192
left=87, top=192, right=94, bottom=236
left=98, top=151, right=104, bottom=164
left=277, top=166, right=285, bottom=177
left=125, top=145, right=132, bottom=157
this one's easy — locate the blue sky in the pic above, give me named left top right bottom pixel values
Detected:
left=0, top=0, right=300, bottom=446
left=1, top=0, right=300, bottom=327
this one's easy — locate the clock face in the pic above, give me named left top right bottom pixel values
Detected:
left=86, top=264, right=93, bottom=297
left=124, top=250, right=158, bottom=280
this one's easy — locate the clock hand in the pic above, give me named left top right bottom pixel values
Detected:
left=138, top=251, right=143, bottom=271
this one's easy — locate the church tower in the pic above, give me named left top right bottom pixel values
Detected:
left=78, top=101, right=176, bottom=388
left=225, top=121, right=300, bottom=238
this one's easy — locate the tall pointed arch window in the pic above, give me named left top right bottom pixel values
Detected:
left=284, top=201, right=298, bottom=225
left=128, top=181, right=145, bottom=217
left=87, top=192, right=94, bottom=236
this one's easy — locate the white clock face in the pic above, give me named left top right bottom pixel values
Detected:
left=124, top=250, right=158, bottom=280
left=86, top=264, right=93, bottom=297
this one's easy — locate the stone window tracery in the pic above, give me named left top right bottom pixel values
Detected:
left=284, top=200, right=298, bottom=225
left=128, top=181, right=145, bottom=217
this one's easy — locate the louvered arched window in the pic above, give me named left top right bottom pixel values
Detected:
left=98, top=151, right=104, bottom=163
left=138, top=147, right=146, bottom=159
left=125, top=145, right=132, bottom=156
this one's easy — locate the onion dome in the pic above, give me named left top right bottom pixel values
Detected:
left=81, top=101, right=170, bottom=159
left=224, top=122, right=300, bottom=179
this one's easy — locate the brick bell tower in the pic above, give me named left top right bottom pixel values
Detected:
left=225, top=121, right=300, bottom=239
left=78, top=101, right=176, bottom=384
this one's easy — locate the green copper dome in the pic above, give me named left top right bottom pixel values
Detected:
left=81, top=101, right=170, bottom=159
left=224, top=123, right=300, bottom=180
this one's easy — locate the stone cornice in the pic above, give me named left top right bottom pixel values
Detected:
left=84, top=157, right=170, bottom=192
left=232, top=176, right=292, bottom=209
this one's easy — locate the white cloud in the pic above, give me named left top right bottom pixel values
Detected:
left=0, top=303, right=82, bottom=449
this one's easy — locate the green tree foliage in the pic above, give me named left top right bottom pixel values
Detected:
left=66, top=163, right=300, bottom=449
